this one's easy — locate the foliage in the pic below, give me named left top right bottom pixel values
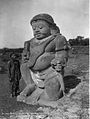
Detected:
left=0, top=48, right=23, bottom=63
left=69, top=36, right=89, bottom=46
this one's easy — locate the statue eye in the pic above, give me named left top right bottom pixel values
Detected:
left=32, top=27, right=36, bottom=30
left=39, top=26, right=43, bottom=29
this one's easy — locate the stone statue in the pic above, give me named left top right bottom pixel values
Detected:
left=17, top=13, right=69, bottom=105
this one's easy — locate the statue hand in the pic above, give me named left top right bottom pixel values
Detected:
left=22, top=56, right=29, bottom=63
left=54, top=63, right=62, bottom=72
left=51, top=57, right=66, bottom=69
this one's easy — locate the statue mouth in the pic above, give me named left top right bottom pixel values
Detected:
left=35, top=33, right=41, bottom=36
left=34, top=33, right=43, bottom=38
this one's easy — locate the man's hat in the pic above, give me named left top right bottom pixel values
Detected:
left=30, top=13, right=56, bottom=26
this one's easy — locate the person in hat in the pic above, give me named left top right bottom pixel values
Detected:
left=8, top=53, right=21, bottom=97
left=17, top=13, right=69, bottom=105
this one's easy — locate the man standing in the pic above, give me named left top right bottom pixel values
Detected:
left=8, top=53, right=21, bottom=97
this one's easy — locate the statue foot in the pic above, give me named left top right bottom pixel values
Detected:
left=17, top=94, right=26, bottom=102
left=38, top=99, right=58, bottom=108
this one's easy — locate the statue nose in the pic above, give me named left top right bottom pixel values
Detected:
left=35, top=27, right=40, bottom=32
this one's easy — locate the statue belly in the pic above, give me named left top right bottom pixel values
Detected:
left=32, top=53, right=55, bottom=71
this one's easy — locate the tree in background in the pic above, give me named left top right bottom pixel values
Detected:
left=69, top=36, right=89, bottom=46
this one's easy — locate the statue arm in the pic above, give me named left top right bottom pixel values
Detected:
left=51, top=34, right=68, bottom=93
left=54, top=34, right=69, bottom=67
left=21, top=41, right=30, bottom=63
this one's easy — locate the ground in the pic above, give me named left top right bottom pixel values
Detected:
left=0, top=47, right=89, bottom=119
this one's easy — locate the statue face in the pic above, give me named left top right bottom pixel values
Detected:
left=31, top=20, right=51, bottom=40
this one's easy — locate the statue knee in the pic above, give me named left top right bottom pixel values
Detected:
left=45, top=78, right=62, bottom=100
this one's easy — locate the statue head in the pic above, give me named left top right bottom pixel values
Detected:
left=30, top=13, right=60, bottom=40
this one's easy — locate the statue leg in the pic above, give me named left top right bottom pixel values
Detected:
left=17, top=63, right=35, bottom=102
left=57, top=66, right=65, bottom=93
left=44, top=67, right=64, bottom=101
left=20, top=63, right=34, bottom=85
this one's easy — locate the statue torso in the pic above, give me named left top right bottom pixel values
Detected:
left=23, top=34, right=68, bottom=71
left=30, top=36, right=56, bottom=71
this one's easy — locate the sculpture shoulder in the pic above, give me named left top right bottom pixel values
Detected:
left=55, top=34, right=67, bottom=43
left=54, top=33, right=69, bottom=51
left=24, top=38, right=35, bottom=50
left=24, top=40, right=30, bottom=46
left=24, top=38, right=35, bottom=45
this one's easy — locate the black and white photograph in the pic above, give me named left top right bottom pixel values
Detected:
left=0, top=0, right=89, bottom=118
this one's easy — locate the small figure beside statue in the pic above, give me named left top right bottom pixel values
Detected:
left=8, top=53, right=21, bottom=97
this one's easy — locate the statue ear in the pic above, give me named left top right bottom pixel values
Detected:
left=50, top=25, right=60, bottom=35
left=50, top=26, right=54, bottom=35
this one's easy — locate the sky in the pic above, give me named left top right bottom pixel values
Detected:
left=0, top=0, right=89, bottom=48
